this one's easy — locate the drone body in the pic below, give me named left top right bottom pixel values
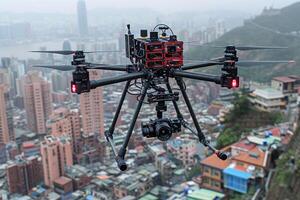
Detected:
left=32, top=24, right=294, bottom=171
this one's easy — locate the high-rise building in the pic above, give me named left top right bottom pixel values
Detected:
left=47, top=107, right=81, bottom=150
left=22, top=71, right=52, bottom=134
left=51, top=71, right=69, bottom=92
left=0, top=84, right=14, bottom=144
left=6, top=155, right=43, bottom=195
left=41, top=135, right=73, bottom=187
left=80, top=70, right=104, bottom=137
left=77, top=0, right=89, bottom=37
left=62, top=39, right=72, bottom=51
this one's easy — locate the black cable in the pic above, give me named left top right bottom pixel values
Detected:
left=153, top=24, right=174, bottom=35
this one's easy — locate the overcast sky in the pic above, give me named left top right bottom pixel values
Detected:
left=0, top=0, right=299, bottom=14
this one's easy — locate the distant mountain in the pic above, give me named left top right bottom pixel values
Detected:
left=187, top=2, right=300, bottom=82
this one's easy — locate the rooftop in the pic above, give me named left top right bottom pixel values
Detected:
left=269, top=127, right=281, bottom=137
left=54, top=176, right=72, bottom=186
left=247, top=135, right=281, bottom=146
left=187, top=188, right=225, bottom=200
left=232, top=139, right=257, bottom=151
left=273, top=76, right=296, bottom=83
left=253, top=88, right=284, bottom=99
left=232, top=146, right=267, bottom=168
left=200, top=149, right=230, bottom=170
left=139, top=194, right=158, bottom=200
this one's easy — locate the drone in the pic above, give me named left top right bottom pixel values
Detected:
left=32, top=24, right=295, bottom=171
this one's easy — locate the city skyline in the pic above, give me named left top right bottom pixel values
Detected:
left=0, top=0, right=299, bottom=14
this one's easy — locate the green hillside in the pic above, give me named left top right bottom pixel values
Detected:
left=187, top=3, right=300, bottom=82
left=266, top=108, right=300, bottom=200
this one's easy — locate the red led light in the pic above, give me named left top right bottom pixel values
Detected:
left=231, top=79, right=237, bottom=88
left=71, top=83, right=77, bottom=93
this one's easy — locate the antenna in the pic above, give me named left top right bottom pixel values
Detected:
left=127, top=24, right=131, bottom=34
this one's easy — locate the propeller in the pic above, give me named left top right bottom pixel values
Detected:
left=31, top=65, right=75, bottom=71
left=30, top=50, right=121, bottom=55
left=184, top=59, right=296, bottom=67
left=235, top=60, right=295, bottom=66
left=186, top=44, right=288, bottom=51
left=32, top=63, right=128, bottom=71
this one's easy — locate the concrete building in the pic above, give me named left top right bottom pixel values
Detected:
left=41, top=136, right=73, bottom=187
left=167, top=137, right=197, bottom=167
left=80, top=70, right=104, bottom=137
left=22, top=71, right=52, bottom=134
left=249, top=88, right=286, bottom=112
left=200, top=138, right=270, bottom=194
left=21, top=141, right=40, bottom=157
left=77, top=0, right=89, bottom=37
left=272, top=76, right=298, bottom=94
left=0, top=84, right=14, bottom=144
left=271, top=76, right=300, bottom=103
left=0, top=143, right=7, bottom=164
left=6, top=155, right=43, bottom=195
left=74, top=132, right=105, bottom=164
left=53, top=176, right=73, bottom=199
left=200, top=149, right=230, bottom=192
left=47, top=107, right=81, bottom=150
left=113, top=168, right=158, bottom=199
left=65, top=165, right=93, bottom=190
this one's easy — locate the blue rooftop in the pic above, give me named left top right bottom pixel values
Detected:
left=223, top=168, right=251, bottom=179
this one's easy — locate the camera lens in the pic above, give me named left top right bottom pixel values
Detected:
left=142, top=123, right=154, bottom=138
left=156, top=122, right=172, bottom=141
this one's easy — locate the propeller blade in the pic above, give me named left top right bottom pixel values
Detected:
left=31, top=65, right=75, bottom=71
left=30, top=50, right=77, bottom=55
left=85, top=50, right=121, bottom=53
left=237, top=60, right=296, bottom=66
left=183, top=59, right=296, bottom=67
left=184, top=59, right=222, bottom=64
left=234, top=46, right=288, bottom=51
left=87, top=63, right=128, bottom=71
left=210, top=57, right=225, bottom=62
left=184, top=44, right=288, bottom=51
left=182, top=62, right=221, bottom=70
left=211, top=45, right=288, bottom=51
left=30, top=50, right=120, bottom=55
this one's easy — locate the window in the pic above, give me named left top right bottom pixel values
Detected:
left=203, top=177, right=209, bottom=184
left=204, top=166, right=210, bottom=174
left=212, top=169, right=220, bottom=177
left=212, top=180, right=220, bottom=188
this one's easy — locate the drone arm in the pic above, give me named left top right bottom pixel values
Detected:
left=181, top=62, right=220, bottom=70
left=105, top=81, right=131, bottom=159
left=108, top=80, right=131, bottom=135
left=175, top=77, right=228, bottom=160
left=116, top=80, right=150, bottom=171
left=90, top=72, right=146, bottom=89
left=175, top=77, right=207, bottom=144
left=172, top=70, right=221, bottom=84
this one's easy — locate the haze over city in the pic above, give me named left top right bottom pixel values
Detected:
left=0, top=0, right=300, bottom=200
left=0, top=0, right=299, bottom=14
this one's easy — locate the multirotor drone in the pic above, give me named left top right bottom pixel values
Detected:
left=32, top=24, right=294, bottom=171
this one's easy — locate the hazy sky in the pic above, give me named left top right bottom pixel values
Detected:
left=0, top=0, right=299, bottom=14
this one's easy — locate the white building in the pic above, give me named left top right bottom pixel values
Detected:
left=249, top=88, right=286, bottom=112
